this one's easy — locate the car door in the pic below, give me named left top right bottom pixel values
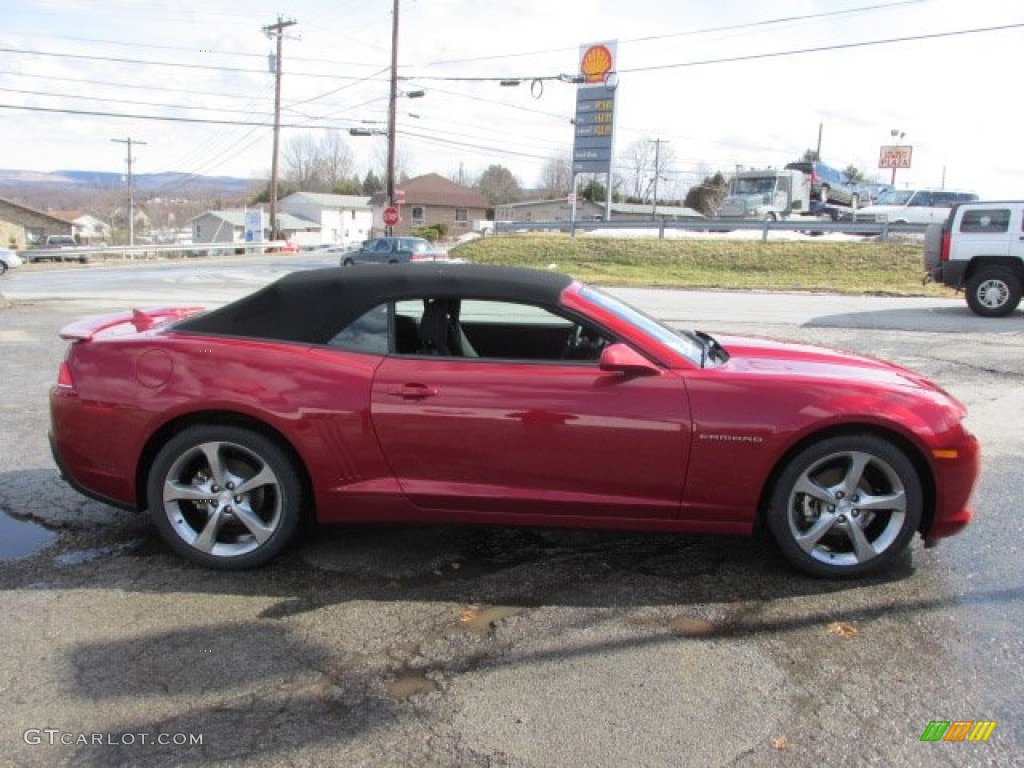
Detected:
left=369, top=299, right=691, bottom=520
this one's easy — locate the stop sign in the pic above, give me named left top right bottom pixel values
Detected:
left=382, top=206, right=400, bottom=226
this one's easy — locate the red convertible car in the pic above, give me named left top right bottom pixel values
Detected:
left=49, top=264, right=978, bottom=576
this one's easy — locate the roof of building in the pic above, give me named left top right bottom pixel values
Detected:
left=279, top=192, right=372, bottom=209
left=191, top=209, right=320, bottom=230
left=0, top=196, right=75, bottom=226
left=372, top=174, right=490, bottom=209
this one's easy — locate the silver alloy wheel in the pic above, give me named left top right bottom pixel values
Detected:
left=785, top=449, right=907, bottom=567
left=162, top=440, right=283, bottom=558
left=975, top=278, right=1009, bottom=311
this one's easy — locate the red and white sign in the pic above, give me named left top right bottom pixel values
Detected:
left=878, top=145, right=913, bottom=169
left=382, top=206, right=400, bottom=227
left=394, top=189, right=406, bottom=205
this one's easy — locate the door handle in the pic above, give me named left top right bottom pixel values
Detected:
left=387, top=383, right=439, bottom=399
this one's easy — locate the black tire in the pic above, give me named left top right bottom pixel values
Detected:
left=764, top=212, right=778, bottom=222
left=342, top=257, right=354, bottom=267
left=766, top=434, right=922, bottom=578
left=146, top=425, right=304, bottom=569
left=0, top=261, right=7, bottom=276
left=965, top=267, right=1022, bottom=318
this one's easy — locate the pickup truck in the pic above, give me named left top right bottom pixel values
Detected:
left=26, top=235, right=90, bottom=263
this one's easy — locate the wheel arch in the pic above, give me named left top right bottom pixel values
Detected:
left=135, top=410, right=315, bottom=520
left=756, top=423, right=936, bottom=536
left=963, top=255, right=1024, bottom=281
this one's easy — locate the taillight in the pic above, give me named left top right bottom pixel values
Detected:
left=410, top=253, right=430, bottom=261
left=940, top=230, right=951, bottom=262
left=57, top=361, right=74, bottom=389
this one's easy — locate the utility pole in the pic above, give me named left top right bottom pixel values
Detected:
left=111, top=137, right=147, bottom=246
left=263, top=15, right=297, bottom=241
left=648, top=138, right=667, bottom=218
left=386, top=0, right=400, bottom=234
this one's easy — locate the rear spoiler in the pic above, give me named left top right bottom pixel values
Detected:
left=59, top=307, right=205, bottom=342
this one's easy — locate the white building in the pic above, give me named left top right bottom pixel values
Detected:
left=279, top=192, right=373, bottom=246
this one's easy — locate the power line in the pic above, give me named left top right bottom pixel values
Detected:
left=622, top=22, right=1024, bottom=74
left=0, top=45, right=383, bottom=82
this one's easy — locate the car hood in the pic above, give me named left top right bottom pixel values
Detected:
left=714, top=333, right=956, bottom=398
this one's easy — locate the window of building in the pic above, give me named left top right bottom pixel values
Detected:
left=411, top=206, right=425, bottom=224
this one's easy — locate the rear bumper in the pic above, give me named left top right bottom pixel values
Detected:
left=926, top=260, right=968, bottom=289
left=49, top=431, right=136, bottom=512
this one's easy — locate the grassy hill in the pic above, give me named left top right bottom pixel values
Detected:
left=450, top=234, right=949, bottom=296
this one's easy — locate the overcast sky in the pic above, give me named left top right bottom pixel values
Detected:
left=1, top=0, right=1021, bottom=198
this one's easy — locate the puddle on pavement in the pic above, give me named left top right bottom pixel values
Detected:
left=385, top=669, right=439, bottom=701
left=0, top=509, right=58, bottom=562
left=458, top=605, right=525, bottom=635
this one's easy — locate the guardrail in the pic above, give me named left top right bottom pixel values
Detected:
left=493, top=218, right=929, bottom=242
left=19, top=241, right=294, bottom=261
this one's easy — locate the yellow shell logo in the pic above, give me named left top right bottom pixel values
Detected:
left=581, top=45, right=613, bottom=84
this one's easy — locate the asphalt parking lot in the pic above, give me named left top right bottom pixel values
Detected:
left=1, top=260, right=1022, bottom=767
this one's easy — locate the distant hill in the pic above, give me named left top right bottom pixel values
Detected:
left=0, top=168, right=259, bottom=210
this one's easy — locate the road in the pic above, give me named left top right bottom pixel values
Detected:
left=1, top=258, right=1022, bottom=767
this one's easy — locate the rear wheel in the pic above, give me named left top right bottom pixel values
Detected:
left=341, top=257, right=354, bottom=266
left=147, top=425, right=303, bottom=569
left=766, top=434, right=922, bottom=578
left=965, top=267, right=1022, bottom=317
left=0, top=261, right=7, bottom=276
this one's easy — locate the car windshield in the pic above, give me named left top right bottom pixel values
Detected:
left=577, top=285, right=707, bottom=366
left=733, top=178, right=776, bottom=195
left=874, top=189, right=914, bottom=206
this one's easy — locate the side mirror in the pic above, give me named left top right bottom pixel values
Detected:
left=599, top=343, right=659, bottom=376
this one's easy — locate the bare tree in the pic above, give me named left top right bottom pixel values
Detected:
left=618, top=139, right=678, bottom=203
left=320, top=132, right=355, bottom=191
left=476, top=165, right=522, bottom=205
left=538, top=153, right=572, bottom=199
left=282, top=132, right=357, bottom=192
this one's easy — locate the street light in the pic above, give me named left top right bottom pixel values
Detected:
left=890, top=128, right=906, bottom=186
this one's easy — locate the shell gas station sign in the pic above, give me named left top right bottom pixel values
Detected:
left=572, top=41, right=618, bottom=175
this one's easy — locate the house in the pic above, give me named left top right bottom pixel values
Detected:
left=375, top=174, right=490, bottom=237
left=0, top=196, right=73, bottom=250
left=190, top=209, right=320, bottom=247
left=496, top=198, right=605, bottom=222
left=278, top=192, right=373, bottom=247
left=48, top=211, right=113, bottom=244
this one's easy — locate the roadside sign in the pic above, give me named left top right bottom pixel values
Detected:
left=394, top=189, right=406, bottom=204
left=382, top=206, right=400, bottom=227
left=879, top=145, right=913, bottom=169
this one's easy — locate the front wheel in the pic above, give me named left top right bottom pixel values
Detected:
left=341, top=257, right=354, bottom=266
left=766, top=434, right=922, bottom=578
left=0, top=261, right=7, bottom=276
left=965, top=267, right=1022, bottom=317
left=147, top=425, right=304, bottom=569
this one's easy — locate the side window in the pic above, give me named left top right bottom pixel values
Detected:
left=959, top=209, right=1010, bottom=233
left=458, top=300, right=610, bottom=362
left=373, top=239, right=392, bottom=254
left=327, top=303, right=389, bottom=354
left=909, top=192, right=933, bottom=207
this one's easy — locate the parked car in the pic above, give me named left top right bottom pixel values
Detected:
left=26, top=234, right=90, bottom=263
left=854, top=189, right=979, bottom=225
left=784, top=161, right=856, bottom=207
left=0, top=248, right=23, bottom=275
left=49, top=264, right=978, bottom=577
left=338, top=236, right=447, bottom=266
left=924, top=200, right=1024, bottom=317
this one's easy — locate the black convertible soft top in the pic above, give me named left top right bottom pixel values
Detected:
left=174, top=263, right=575, bottom=344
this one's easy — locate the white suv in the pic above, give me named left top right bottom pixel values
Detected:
left=924, top=201, right=1024, bottom=317
left=858, top=188, right=978, bottom=224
